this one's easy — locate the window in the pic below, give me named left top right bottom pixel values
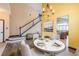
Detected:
left=57, top=16, right=68, bottom=32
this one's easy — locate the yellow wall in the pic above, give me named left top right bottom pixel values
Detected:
left=42, top=3, right=79, bottom=49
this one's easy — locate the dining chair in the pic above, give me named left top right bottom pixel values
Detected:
left=33, top=33, right=40, bottom=40
left=20, top=40, right=32, bottom=56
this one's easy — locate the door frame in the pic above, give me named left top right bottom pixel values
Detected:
left=0, top=19, right=5, bottom=42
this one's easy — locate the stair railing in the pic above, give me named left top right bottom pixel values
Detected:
left=19, top=14, right=42, bottom=36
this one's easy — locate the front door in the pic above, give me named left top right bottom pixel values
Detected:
left=0, top=20, right=4, bottom=42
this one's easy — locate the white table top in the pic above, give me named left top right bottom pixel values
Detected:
left=34, top=39, right=65, bottom=53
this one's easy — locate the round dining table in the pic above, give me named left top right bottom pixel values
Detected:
left=33, top=39, right=65, bottom=56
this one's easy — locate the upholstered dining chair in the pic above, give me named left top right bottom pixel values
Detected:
left=51, top=34, right=60, bottom=40
left=20, top=40, right=32, bottom=56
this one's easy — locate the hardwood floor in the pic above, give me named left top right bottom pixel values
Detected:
left=2, top=43, right=21, bottom=56
left=0, top=43, right=6, bottom=56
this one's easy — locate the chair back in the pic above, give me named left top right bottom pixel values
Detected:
left=20, top=40, right=32, bottom=56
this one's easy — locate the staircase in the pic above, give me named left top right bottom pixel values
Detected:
left=19, top=14, right=42, bottom=37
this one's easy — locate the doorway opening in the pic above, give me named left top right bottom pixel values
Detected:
left=0, top=19, right=4, bottom=42
left=56, top=15, right=69, bottom=49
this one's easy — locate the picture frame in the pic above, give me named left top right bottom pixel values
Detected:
left=44, top=21, right=53, bottom=32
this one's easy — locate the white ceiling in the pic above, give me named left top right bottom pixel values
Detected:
left=26, top=3, right=42, bottom=14
left=0, top=3, right=42, bottom=14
